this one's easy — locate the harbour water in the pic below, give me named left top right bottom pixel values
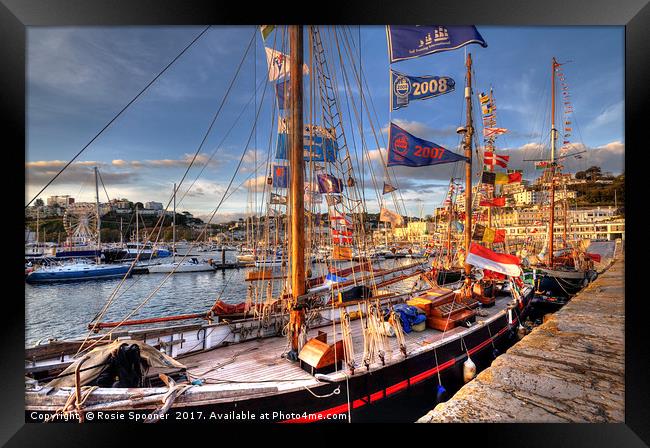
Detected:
left=25, top=254, right=417, bottom=346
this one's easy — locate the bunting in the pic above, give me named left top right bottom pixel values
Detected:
left=382, top=181, right=398, bottom=195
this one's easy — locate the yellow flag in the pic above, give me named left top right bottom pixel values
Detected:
left=332, top=246, right=353, bottom=260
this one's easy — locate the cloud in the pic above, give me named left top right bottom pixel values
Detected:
left=382, top=119, right=461, bottom=141
left=587, top=101, right=624, bottom=130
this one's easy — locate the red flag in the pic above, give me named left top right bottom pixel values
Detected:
left=479, top=196, right=506, bottom=207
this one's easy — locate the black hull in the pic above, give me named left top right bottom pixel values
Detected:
left=26, top=312, right=520, bottom=423
left=437, top=269, right=464, bottom=286
left=535, top=269, right=596, bottom=298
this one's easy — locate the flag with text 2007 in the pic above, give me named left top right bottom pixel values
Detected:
left=387, top=122, right=467, bottom=167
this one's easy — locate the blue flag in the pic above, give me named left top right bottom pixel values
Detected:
left=272, top=165, right=289, bottom=188
left=391, top=70, right=455, bottom=110
left=275, top=79, right=289, bottom=110
left=386, top=26, right=487, bottom=63
left=387, top=122, right=468, bottom=167
left=317, top=173, right=343, bottom=193
left=276, top=131, right=338, bottom=162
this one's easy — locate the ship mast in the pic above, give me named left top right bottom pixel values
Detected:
left=173, top=183, right=176, bottom=262
left=548, top=57, right=558, bottom=267
left=94, top=166, right=101, bottom=263
left=463, top=53, right=474, bottom=276
left=288, top=25, right=306, bottom=359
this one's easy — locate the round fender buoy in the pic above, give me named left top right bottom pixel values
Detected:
left=436, top=384, right=447, bottom=403
left=463, top=356, right=476, bottom=383
left=517, top=324, right=527, bottom=340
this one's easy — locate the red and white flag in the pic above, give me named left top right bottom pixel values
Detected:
left=484, top=151, right=509, bottom=168
left=329, top=209, right=353, bottom=227
left=466, top=243, right=522, bottom=277
left=483, top=127, right=508, bottom=138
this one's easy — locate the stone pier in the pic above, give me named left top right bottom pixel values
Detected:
left=418, top=249, right=624, bottom=423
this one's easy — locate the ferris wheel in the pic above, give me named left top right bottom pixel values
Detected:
left=63, top=203, right=98, bottom=241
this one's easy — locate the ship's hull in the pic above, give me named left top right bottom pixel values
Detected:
left=25, top=310, right=519, bottom=423
left=534, top=268, right=597, bottom=297
left=25, top=265, right=132, bottom=283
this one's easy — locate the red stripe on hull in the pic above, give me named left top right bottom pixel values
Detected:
left=283, top=317, right=516, bottom=423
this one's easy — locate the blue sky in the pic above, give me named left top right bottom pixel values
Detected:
left=26, top=26, right=624, bottom=220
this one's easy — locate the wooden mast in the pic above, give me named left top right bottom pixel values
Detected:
left=94, top=166, right=101, bottom=263
left=463, top=53, right=473, bottom=276
left=548, top=57, right=558, bottom=267
left=288, top=25, right=306, bottom=358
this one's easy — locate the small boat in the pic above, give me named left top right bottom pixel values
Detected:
left=147, top=258, right=216, bottom=273
left=25, top=260, right=131, bottom=283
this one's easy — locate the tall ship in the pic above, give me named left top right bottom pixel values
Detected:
left=25, top=25, right=538, bottom=422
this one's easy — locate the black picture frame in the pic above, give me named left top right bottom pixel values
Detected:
left=2, top=0, right=646, bottom=445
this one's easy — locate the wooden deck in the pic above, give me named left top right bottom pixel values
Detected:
left=180, top=294, right=513, bottom=385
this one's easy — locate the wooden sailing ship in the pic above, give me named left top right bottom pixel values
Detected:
left=25, top=25, right=535, bottom=423
left=527, top=58, right=598, bottom=300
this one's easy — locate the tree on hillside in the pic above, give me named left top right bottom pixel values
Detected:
left=34, top=198, right=44, bottom=207
left=585, top=166, right=602, bottom=181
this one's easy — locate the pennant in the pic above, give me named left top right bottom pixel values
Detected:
left=387, top=26, right=487, bottom=63
left=270, top=193, right=287, bottom=205
left=379, top=207, right=405, bottom=227
left=466, top=243, right=522, bottom=277
left=265, top=47, right=309, bottom=81
left=317, top=174, right=343, bottom=194
left=484, top=151, right=509, bottom=168
left=260, top=25, right=275, bottom=41
left=382, top=181, right=398, bottom=195
left=272, top=165, right=289, bottom=188
left=332, top=246, right=353, bottom=261
left=390, top=70, right=455, bottom=110
left=325, top=195, right=343, bottom=206
left=479, top=196, right=506, bottom=207
left=493, top=229, right=506, bottom=243
left=387, top=122, right=468, bottom=167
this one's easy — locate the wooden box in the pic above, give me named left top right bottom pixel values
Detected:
left=426, top=309, right=476, bottom=332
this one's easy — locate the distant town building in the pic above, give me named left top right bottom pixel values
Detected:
left=47, top=195, right=74, bottom=207
left=145, top=201, right=163, bottom=210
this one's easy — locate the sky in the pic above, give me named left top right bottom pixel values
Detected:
left=26, top=25, right=624, bottom=221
